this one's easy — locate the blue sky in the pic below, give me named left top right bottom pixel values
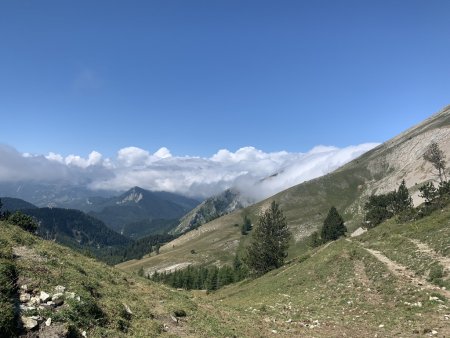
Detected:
left=1, top=0, right=449, bottom=158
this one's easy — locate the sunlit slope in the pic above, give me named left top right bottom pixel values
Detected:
left=119, top=105, right=450, bottom=274
left=198, top=206, right=450, bottom=337
left=0, top=221, right=246, bottom=337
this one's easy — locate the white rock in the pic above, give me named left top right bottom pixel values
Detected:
left=21, top=285, right=28, bottom=291
left=52, top=293, right=64, bottom=301
left=271, top=329, right=278, bottom=333
left=82, top=331, right=87, bottom=337
left=21, top=316, right=38, bottom=330
left=123, top=303, right=133, bottom=315
left=66, top=292, right=76, bottom=299
left=45, top=318, right=51, bottom=326
left=54, top=285, right=66, bottom=293
left=432, top=330, right=438, bottom=335
left=20, top=305, right=35, bottom=311
left=76, top=296, right=81, bottom=302
left=20, top=293, right=31, bottom=303
left=378, top=324, right=384, bottom=328
left=29, top=296, right=41, bottom=306
left=40, top=291, right=51, bottom=302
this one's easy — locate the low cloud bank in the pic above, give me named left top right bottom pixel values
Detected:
left=0, top=143, right=379, bottom=200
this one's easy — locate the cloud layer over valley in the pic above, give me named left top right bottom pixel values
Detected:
left=0, top=143, right=379, bottom=201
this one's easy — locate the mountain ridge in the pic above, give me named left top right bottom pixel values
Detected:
left=119, top=105, right=450, bottom=274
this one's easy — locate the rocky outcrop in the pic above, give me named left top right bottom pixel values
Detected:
left=18, top=283, right=79, bottom=335
left=173, top=189, right=253, bottom=234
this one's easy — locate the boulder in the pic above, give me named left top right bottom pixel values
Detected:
left=20, top=293, right=31, bottom=303
left=40, top=291, right=51, bottom=302
left=45, top=318, right=52, bottom=326
left=29, top=296, right=41, bottom=306
left=21, top=316, right=38, bottom=330
left=52, top=293, right=64, bottom=301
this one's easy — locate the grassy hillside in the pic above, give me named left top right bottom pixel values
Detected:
left=3, top=195, right=450, bottom=336
left=194, top=206, right=450, bottom=337
left=119, top=105, right=450, bottom=274
left=0, top=221, right=249, bottom=337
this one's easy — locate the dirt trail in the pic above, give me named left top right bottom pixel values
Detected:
left=363, top=247, right=450, bottom=299
left=346, top=238, right=450, bottom=298
left=409, top=238, right=450, bottom=270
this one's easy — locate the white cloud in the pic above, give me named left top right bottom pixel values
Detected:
left=117, top=147, right=151, bottom=167
left=46, top=152, right=64, bottom=163
left=65, top=151, right=103, bottom=168
left=154, top=147, right=172, bottom=159
left=0, top=143, right=379, bottom=200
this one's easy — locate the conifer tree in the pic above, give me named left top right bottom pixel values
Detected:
left=424, top=142, right=447, bottom=183
left=206, top=267, right=218, bottom=291
left=394, top=180, right=413, bottom=213
left=245, top=201, right=291, bottom=276
left=321, top=207, right=347, bottom=242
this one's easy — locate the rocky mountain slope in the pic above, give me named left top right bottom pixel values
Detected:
left=119, top=105, right=450, bottom=274
left=172, top=188, right=253, bottom=235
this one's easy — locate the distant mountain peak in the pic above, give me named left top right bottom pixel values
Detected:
left=117, top=188, right=144, bottom=204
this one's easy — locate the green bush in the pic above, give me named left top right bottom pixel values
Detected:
left=7, top=211, right=39, bottom=233
left=428, top=264, right=445, bottom=286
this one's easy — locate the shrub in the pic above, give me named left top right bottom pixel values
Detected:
left=7, top=211, right=38, bottom=233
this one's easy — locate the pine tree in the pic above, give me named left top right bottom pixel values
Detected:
left=393, top=180, right=413, bottom=213
left=206, top=267, right=218, bottom=291
left=241, top=215, right=252, bottom=235
left=424, top=142, right=447, bottom=183
left=321, top=207, right=347, bottom=242
left=244, top=201, right=291, bottom=276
